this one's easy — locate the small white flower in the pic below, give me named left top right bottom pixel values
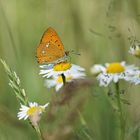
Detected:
left=129, top=41, right=140, bottom=58
left=44, top=72, right=86, bottom=91
left=90, top=64, right=105, bottom=76
left=17, top=102, right=49, bottom=120
left=96, top=61, right=138, bottom=87
left=39, top=62, right=85, bottom=78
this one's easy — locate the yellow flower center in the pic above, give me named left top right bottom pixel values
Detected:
left=27, top=107, right=42, bottom=116
left=106, top=63, right=125, bottom=74
left=53, top=62, right=72, bottom=71
left=57, top=75, right=73, bottom=83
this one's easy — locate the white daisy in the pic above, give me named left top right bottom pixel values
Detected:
left=17, top=102, right=49, bottom=120
left=44, top=72, right=86, bottom=91
left=96, top=61, right=138, bottom=87
left=39, top=61, right=85, bottom=78
left=129, top=41, right=140, bottom=58
left=90, top=64, right=105, bottom=76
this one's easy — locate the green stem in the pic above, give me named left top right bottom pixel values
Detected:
left=115, top=82, right=125, bottom=140
left=34, top=125, right=44, bottom=140
left=77, top=109, right=93, bottom=140
left=77, top=109, right=87, bottom=126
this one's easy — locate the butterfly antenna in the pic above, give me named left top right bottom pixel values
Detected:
left=69, top=50, right=81, bottom=55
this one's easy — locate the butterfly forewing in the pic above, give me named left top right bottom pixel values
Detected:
left=36, top=27, right=66, bottom=64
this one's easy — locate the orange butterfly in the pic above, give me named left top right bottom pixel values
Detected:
left=36, top=27, right=69, bottom=64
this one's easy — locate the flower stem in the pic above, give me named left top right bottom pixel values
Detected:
left=77, top=109, right=93, bottom=140
left=77, top=109, right=87, bottom=126
left=115, top=82, right=125, bottom=140
left=34, top=125, right=44, bottom=140
left=61, top=73, right=66, bottom=85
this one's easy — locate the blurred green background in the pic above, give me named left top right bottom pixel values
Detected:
left=0, top=0, right=140, bottom=139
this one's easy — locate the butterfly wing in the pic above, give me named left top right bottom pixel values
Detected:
left=36, top=27, right=66, bottom=64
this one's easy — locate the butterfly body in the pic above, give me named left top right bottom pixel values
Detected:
left=36, top=27, right=68, bottom=64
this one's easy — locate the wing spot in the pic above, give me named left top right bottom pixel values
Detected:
left=42, top=50, right=46, bottom=54
left=46, top=43, right=50, bottom=48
